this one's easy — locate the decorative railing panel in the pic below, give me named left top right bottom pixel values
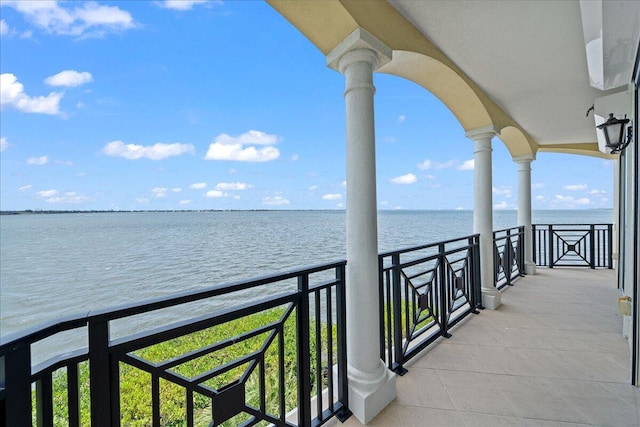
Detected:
left=532, top=224, right=613, bottom=269
left=493, top=226, right=525, bottom=289
left=378, top=235, right=481, bottom=374
left=0, top=262, right=350, bottom=427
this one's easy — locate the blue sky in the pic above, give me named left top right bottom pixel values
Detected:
left=0, top=0, right=614, bottom=211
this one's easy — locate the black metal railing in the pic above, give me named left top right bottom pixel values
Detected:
left=378, top=235, right=481, bottom=374
left=0, top=261, right=351, bottom=427
left=532, top=224, right=613, bottom=269
left=493, top=226, right=525, bottom=289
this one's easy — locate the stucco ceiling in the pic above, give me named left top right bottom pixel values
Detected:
left=387, top=0, right=637, bottom=148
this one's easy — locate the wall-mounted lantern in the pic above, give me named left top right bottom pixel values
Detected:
left=597, top=113, right=633, bottom=153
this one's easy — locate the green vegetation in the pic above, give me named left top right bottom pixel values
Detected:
left=39, top=306, right=337, bottom=427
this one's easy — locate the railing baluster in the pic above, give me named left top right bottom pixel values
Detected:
left=326, top=287, right=334, bottom=412
left=608, top=224, right=613, bottom=269
left=378, top=257, right=386, bottom=362
left=89, top=317, right=111, bottom=427
left=438, top=243, right=452, bottom=339
left=589, top=224, right=596, bottom=269
left=278, top=325, right=285, bottom=422
left=35, top=374, right=53, bottom=427
left=296, top=274, right=312, bottom=427
left=4, top=343, right=32, bottom=427
left=314, top=290, right=322, bottom=420
left=186, top=389, right=194, bottom=427
left=391, top=253, right=404, bottom=373
left=548, top=225, right=554, bottom=268
left=67, top=363, right=80, bottom=427
left=335, top=263, right=350, bottom=421
left=152, top=375, right=160, bottom=426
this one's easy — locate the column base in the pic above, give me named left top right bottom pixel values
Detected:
left=524, top=261, right=537, bottom=275
left=348, top=365, right=396, bottom=424
left=481, top=288, right=501, bottom=310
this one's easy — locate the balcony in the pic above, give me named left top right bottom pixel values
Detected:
left=339, top=266, right=638, bottom=427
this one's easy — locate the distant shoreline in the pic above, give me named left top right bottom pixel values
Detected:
left=0, top=209, right=348, bottom=215
left=0, top=208, right=613, bottom=216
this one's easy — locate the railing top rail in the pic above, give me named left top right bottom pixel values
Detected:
left=533, top=223, right=613, bottom=226
left=0, top=259, right=347, bottom=353
left=382, top=241, right=477, bottom=271
left=493, top=226, right=525, bottom=234
left=378, top=233, right=479, bottom=258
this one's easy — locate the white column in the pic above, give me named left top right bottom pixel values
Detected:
left=466, top=126, right=501, bottom=309
left=612, top=158, right=619, bottom=270
left=327, top=29, right=395, bottom=424
left=514, top=154, right=536, bottom=275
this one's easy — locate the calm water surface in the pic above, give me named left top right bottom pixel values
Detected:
left=1, top=210, right=613, bottom=341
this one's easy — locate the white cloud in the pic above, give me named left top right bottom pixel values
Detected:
left=172, top=188, right=181, bottom=192
left=424, top=174, right=436, bottom=180
left=535, top=195, right=546, bottom=201
left=136, top=198, right=150, bottom=203
left=493, top=186, right=513, bottom=198
left=458, top=159, right=474, bottom=170
left=562, top=184, right=588, bottom=191
left=532, top=182, right=545, bottom=190
left=291, top=154, right=299, bottom=161
left=1, top=73, right=63, bottom=115
left=418, top=159, right=460, bottom=170
left=36, top=189, right=59, bottom=198
left=190, top=182, right=207, bottom=189
left=45, top=192, right=92, bottom=204
left=214, top=130, right=279, bottom=146
left=205, top=130, right=281, bottom=162
left=19, top=185, right=32, bottom=191
left=398, top=115, right=406, bottom=123
left=417, top=159, right=432, bottom=170
left=152, top=187, right=168, bottom=198
left=205, top=190, right=227, bottom=198
left=27, top=156, right=48, bottom=165
left=435, top=160, right=457, bottom=169
left=263, top=196, right=290, bottom=206
left=1, top=1, right=136, bottom=37
left=179, top=199, right=192, bottom=205
left=0, top=19, right=8, bottom=35
left=589, top=189, right=607, bottom=195
left=575, top=197, right=591, bottom=205
left=214, top=182, right=252, bottom=191
left=102, top=140, right=195, bottom=160
left=554, top=195, right=591, bottom=206
left=45, top=70, right=93, bottom=87
left=157, top=0, right=215, bottom=10
left=0, top=136, right=7, bottom=151
left=494, top=201, right=514, bottom=210
left=390, top=173, right=417, bottom=184
left=322, top=193, right=342, bottom=200
left=308, top=185, right=318, bottom=192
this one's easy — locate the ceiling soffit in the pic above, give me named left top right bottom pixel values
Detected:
left=269, top=0, right=621, bottom=158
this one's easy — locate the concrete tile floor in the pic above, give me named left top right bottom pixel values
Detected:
left=338, top=268, right=640, bottom=426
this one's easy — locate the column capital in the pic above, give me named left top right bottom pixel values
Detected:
left=513, top=153, right=536, bottom=164
left=327, top=27, right=392, bottom=72
left=465, top=125, right=499, bottom=142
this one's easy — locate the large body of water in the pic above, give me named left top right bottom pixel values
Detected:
left=0, top=209, right=613, bottom=341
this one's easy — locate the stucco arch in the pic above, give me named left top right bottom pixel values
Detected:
left=268, top=0, right=538, bottom=159
left=378, top=51, right=491, bottom=132
left=499, top=126, right=537, bottom=158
